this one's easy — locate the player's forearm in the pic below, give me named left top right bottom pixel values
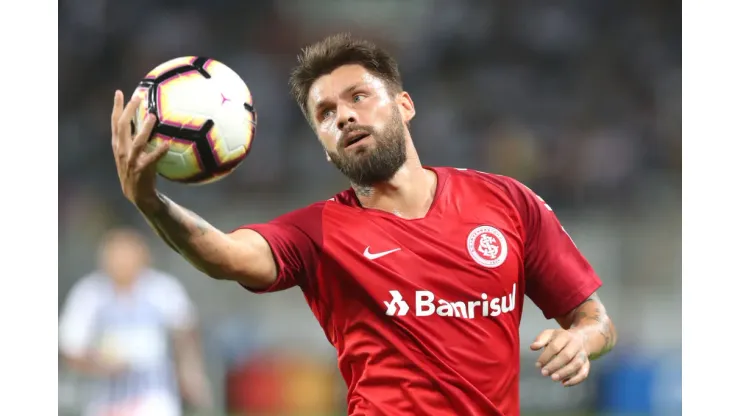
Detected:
left=566, top=296, right=617, bottom=360
left=63, top=354, right=118, bottom=377
left=174, top=329, right=213, bottom=408
left=137, top=192, right=240, bottom=279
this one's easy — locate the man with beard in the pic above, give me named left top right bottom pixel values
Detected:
left=109, top=33, right=617, bottom=416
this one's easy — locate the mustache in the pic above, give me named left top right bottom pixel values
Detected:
left=340, top=126, right=374, bottom=148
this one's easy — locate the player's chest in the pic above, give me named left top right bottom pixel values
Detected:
left=320, top=205, right=525, bottom=296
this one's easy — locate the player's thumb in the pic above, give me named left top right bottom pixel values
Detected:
left=530, top=329, right=555, bottom=351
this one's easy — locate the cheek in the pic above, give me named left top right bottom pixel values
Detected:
left=368, top=96, right=394, bottom=127
left=377, top=92, right=392, bottom=106
left=317, top=131, right=338, bottom=151
left=372, top=108, right=394, bottom=133
left=319, top=123, right=342, bottom=149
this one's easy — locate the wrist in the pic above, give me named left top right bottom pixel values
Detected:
left=135, top=191, right=165, bottom=215
left=568, top=326, right=605, bottom=359
left=567, top=327, right=589, bottom=346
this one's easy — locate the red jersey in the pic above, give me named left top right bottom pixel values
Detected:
left=238, top=167, right=602, bottom=416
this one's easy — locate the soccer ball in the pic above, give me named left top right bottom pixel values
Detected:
left=131, top=56, right=256, bottom=184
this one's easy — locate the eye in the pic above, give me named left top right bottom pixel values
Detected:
left=320, top=108, right=335, bottom=120
left=352, top=94, right=367, bottom=103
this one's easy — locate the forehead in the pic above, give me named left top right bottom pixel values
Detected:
left=308, top=64, right=386, bottom=109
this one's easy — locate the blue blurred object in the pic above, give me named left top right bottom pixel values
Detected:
left=652, top=351, right=682, bottom=416
left=597, top=347, right=681, bottom=415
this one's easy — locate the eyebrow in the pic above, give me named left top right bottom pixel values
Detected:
left=313, top=83, right=365, bottom=114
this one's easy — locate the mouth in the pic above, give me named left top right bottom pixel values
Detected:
left=344, top=132, right=371, bottom=149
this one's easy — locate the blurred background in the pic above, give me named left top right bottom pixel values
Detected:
left=58, top=0, right=681, bottom=415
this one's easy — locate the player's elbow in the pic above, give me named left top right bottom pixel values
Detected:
left=192, top=233, right=254, bottom=280
left=204, top=233, right=277, bottom=289
left=197, top=260, right=247, bottom=282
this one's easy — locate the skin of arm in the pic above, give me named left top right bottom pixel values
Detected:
left=555, top=292, right=617, bottom=360
left=172, top=327, right=213, bottom=409
left=136, top=192, right=277, bottom=289
left=61, top=353, right=126, bottom=378
left=531, top=292, right=617, bottom=386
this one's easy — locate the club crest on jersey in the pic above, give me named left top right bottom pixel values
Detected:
left=467, top=225, right=508, bottom=268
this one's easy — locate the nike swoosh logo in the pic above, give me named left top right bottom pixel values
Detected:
left=363, top=247, right=401, bottom=260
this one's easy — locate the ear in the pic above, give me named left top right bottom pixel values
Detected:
left=325, top=149, right=331, bottom=162
left=395, top=91, right=416, bottom=124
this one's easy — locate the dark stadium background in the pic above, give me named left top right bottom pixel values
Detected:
left=58, top=0, right=681, bottom=415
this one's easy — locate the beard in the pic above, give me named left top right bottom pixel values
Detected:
left=327, top=107, right=407, bottom=187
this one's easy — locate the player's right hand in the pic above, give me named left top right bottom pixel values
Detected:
left=110, top=90, right=170, bottom=210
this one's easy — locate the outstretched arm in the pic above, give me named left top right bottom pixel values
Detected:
left=110, top=90, right=276, bottom=289
left=136, top=192, right=277, bottom=288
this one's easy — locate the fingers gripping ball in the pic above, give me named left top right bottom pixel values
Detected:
left=131, top=57, right=257, bottom=185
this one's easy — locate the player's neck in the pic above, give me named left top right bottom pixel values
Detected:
left=106, top=270, right=140, bottom=294
left=353, top=155, right=437, bottom=219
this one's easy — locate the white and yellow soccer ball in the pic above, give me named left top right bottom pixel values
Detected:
left=132, top=56, right=256, bottom=184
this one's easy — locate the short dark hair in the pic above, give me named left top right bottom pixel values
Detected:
left=289, top=33, right=403, bottom=121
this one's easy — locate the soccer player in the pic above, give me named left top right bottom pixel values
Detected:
left=59, top=229, right=212, bottom=416
left=109, top=34, right=617, bottom=415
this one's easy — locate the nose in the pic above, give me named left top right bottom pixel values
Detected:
left=336, top=105, right=357, bottom=131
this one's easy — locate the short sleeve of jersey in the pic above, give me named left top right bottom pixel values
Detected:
left=59, top=276, right=100, bottom=357
left=235, top=202, right=324, bottom=294
left=147, top=271, right=196, bottom=330
left=503, top=177, right=602, bottom=319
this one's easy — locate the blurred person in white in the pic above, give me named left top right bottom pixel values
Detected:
left=58, top=228, right=212, bottom=416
